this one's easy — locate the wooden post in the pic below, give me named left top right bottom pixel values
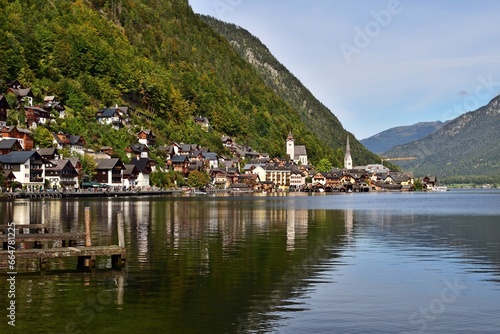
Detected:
left=84, top=207, right=91, bottom=268
left=117, top=211, right=125, bottom=248
left=85, top=207, right=91, bottom=247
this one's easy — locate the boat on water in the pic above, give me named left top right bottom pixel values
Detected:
left=431, top=185, right=449, bottom=192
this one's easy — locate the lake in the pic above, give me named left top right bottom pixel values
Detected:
left=1, top=189, right=499, bottom=333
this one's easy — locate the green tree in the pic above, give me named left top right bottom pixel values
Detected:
left=33, top=126, right=54, bottom=148
left=316, top=158, right=333, bottom=172
left=187, top=170, right=210, bottom=189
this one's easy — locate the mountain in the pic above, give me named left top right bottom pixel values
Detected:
left=361, top=121, right=447, bottom=154
left=384, top=95, right=500, bottom=183
left=0, top=0, right=387, bottom=168
left=199, top=15, right=387, bottom=168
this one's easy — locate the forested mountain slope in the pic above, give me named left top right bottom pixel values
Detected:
left=384, top=95, right=500, bottom=183
left=0, top=0, right=353, bottom=165
left=199, top=15, right=386, bottom=167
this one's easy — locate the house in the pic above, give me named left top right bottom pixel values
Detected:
left=94, top=158, right=125, bottom=188
left=221, top=136, right=233, bottom=148
left=0, top=151, right=45, bottom=190
left=244, top=164, right=267, bottom=184
left=137, top=129, right=156, bottom=147
left=210, top=168, right=228, bottom=189
left=194, top=116, right=210, bottom=131
left=6, top=81, right=34, bottom=107
left=126, top=143, right=149, bottom=159
left=130, top=157, right=154, bottom=189
left=37, top=147, right=60, bottom=161
left=99, top=146, right=114, bottom=156
left=202, top=152, right=218, bottom=170
left=0, top=95, right=11, bottom=126
left=0, top=138, right=23, bottom=155
left=422, top=175, right=438, bottom=190
left=25, top=105, right=51, bottom=127
left=42, top=96, right=65, bottom=118
left=169, top=155, right=190, bottom=176
left=290, top=168, right=306, bottom=189
left=0, top=125, right=34, bottom=150
left=96, top=106, right=130, bottom=129
left=265, top=165, right=291, bottom=189
left=45, top=159, right=79, bottom=190
left=52, top=132, right=86, bottom=155
left=123, top=164, right=139, bottom=189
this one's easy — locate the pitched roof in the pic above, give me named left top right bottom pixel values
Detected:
left=130, top=157, right=151, bottom=172
left=95, top=158, right=124, bottom=170
left=0, top=139, right=20, bottom=150
left=0, top=151, right=43, bottom=164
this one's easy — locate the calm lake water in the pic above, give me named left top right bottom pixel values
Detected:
left=1, top=189, right=499, bottom=334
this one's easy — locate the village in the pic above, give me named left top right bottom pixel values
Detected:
left=0, top=80, right=439, bottom=196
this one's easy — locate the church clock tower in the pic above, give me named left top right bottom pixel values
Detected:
left=286, top=132, right=295, bottom=160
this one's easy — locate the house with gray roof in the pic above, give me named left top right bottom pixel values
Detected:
left=45, top=159, right=79, bottom=190
left=94, top=158, right=125, bottom=188
left=0, top=151, right=45, bottom=190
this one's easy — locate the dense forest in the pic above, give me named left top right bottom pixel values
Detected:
left=0, top=0, right=384, bottom=167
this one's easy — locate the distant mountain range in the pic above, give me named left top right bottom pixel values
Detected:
left=361, top=121, right=447, bottom=154
left=384, top=95, right=500, bottom=183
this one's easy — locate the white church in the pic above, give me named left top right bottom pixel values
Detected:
left=286, top=133, right=308, bottom=166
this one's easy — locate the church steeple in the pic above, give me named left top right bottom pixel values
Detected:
left=344, top=135, right=353, bottom=169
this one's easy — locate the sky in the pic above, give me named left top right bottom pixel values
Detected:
left=188, top=0, right=500, bottom=139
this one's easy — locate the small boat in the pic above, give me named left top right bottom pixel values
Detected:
left=431, top=186, right=449, bottom=192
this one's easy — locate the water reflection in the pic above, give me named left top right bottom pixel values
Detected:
left=1, top=193, right=499, bottom=334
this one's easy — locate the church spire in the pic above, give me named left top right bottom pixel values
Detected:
left=344, top=135, right=353, bottom=169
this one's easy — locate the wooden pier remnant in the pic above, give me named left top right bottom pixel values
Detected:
left=0, top=208, right=126, bottom=272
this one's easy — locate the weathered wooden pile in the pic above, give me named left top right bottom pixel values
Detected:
left=0, top=208, right=126, bottom=271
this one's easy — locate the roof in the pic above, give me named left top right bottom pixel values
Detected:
left=45, top=159, right=75, bottom=172
left=294, top=145, right=307, bottom=156
left=123, top=164, right=138, bottom=176
left=130, top=157, right=151, bottom=172
left=95, top=158, right=124, bottom=170
left=0, top=151, right=43, bottom=164
left=37, top=147, right=58, bottom=157
left=0, top=139, right=20, bottom=150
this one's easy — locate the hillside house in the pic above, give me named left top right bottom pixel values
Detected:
left=126, top=143, right=149, bottom=159
left=194, top=116, right=210, bottom=131
left=25, top=105, right=51, bottom=127
left=0, top=151, right=45, bottom=190
left=1, top=126, right=34, bottom=150
left=96, top=106, right=130, bottom=129
left=43, top=96, right=65, bottom=118
left=6, top=81, right=34, bottom=107
left=137, top=129, right=156, bottom=146
left=0, top=138, right=22, bottom=155
left=52, top=132, right=86, bottom=155
left=37, top=148, right=60, bottom=161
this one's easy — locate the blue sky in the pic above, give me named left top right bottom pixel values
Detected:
left=188, top=0, right=500, bottom=139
